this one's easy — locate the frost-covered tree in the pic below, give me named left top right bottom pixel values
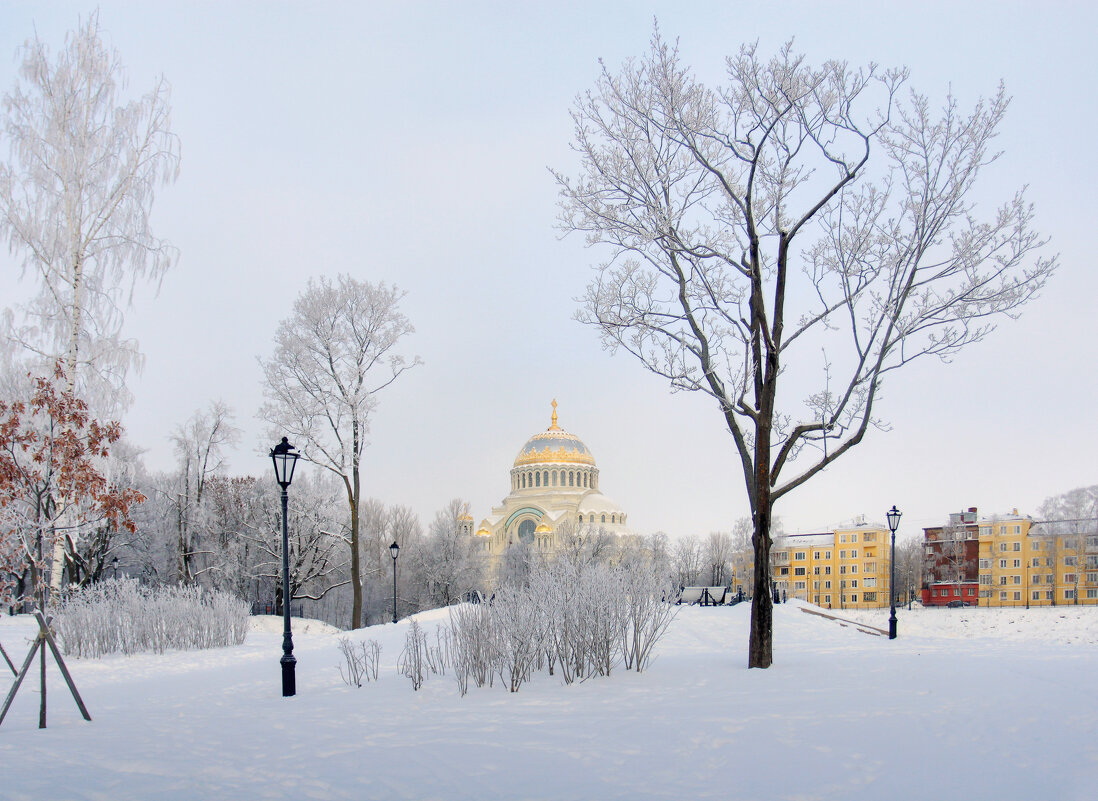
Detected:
left=260, top=274, right=420, bottom=629
left=557, top=32, right=1056, bottom=667
left=241, top=472, right=348, bottom=615
left=413, top=499, right=484, bottom=608
left=0, top=12, right=179, bottom=415
left=169, top=402, right=239, bottom=584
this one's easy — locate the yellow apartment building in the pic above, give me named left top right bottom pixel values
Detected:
left=977, top=512, right=1098, bottom=607
left=771, top=521, right=893, bottom=609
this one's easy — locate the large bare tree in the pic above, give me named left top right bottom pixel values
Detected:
left=556, top=33, right=1056, bottom=667
left=0, top=11, right=179, bottom=414
left=260, top=275, right=420, bottom=629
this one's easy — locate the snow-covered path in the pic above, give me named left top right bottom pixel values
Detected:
left=2, top=602, right=1095, bottom=800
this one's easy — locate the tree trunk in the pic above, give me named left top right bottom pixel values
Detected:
left=348, top=467, right=363, bottom=630
left=748, top=499, right=775, bottom=669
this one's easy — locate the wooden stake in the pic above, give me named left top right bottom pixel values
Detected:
left=0, top=612, right=92, bottom=728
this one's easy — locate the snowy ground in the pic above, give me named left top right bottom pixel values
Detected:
left=2, top=601, right=1096, bottom=801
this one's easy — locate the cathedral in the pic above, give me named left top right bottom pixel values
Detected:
left=470, top=401, right=632, bottom=554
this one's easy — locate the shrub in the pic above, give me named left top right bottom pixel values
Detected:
left=54, top=578, right=249, bottom=657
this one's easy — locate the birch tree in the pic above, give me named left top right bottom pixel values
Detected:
left=260, top=275, right=420, bottom=629
left=557, top=32, right=1057, bottom=667
left=0, top=12, right=180, bottom=414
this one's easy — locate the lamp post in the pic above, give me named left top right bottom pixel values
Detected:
left=111, top=556, right=119, bottom=579
left=887, top=505, right=902, bottom=640
left=389, top=541, right=400, bottom=624
left=270, top=437, right=300, bottom=697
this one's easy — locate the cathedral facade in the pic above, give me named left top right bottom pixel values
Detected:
left=473, top=401, right=632, bottom=554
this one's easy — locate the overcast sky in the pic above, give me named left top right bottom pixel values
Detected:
left=0, top=1, right=1094, bottom=541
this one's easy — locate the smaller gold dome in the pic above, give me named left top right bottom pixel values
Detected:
left=535, top=523, right=552, bottom=534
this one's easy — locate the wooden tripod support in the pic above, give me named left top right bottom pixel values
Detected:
left=0, top=611, right=91, bottom=728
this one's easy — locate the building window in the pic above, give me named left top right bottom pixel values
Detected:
left=824, top=595, right=831, bottom=604
left=1065, top=589, right=1076, bottom=600
left=794, top=552, right=806, bottom=561
left=1013, top=575, right=1021, bottom=585
left=863, top=532, right=876, bottom=542
left=1013, top=560, right=1021, bottom=569
left=794, top=567, right=806, bottom=576
left=864, top=578, right=876, bottom=588
left=979, top=559, right=991, bottom=569
left=824, top=581, right=831, bottom=589
left=1013, top=541, right=1021, bottom=551
left=1087, top=589, right=1098, bottom=600
left=1032, top=558, right=1040, bottom=567
left=1033, top=591, right=1041, bottom=601
left=979, top=574, right=990, bottom=585
left=1000, top=591, right=1008, bottom=600
left=535, top=472, right=541, bottom=487
left=851, top=549, right=858, bottom=558
left=999, top=576, right=1008, bottom=585
left=851, top=580, right=858, bottom=588
left=840, top=535, right=847, bottom=543
left=601, top=514, right=606, bottom=524
left=825, top=566, right=831, bottom=575
left=1065, top=556, right=1078, bottom=567
left=850, top=594, right=858, bottom=603
left=1087, top=573, right=1098, bottom=583
left=1000, top=542, right=1008, bottom=552
left=999, top=559, right=1008, bottom=569
left=863, top=592, right=877, bottom=602
left=1013, top=591, right=1021, bottom=601
left=1064, top=574, right=1077, bottom=584
left=851, top=565, right=858, bottom=574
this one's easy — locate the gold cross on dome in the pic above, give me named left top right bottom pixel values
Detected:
left=551, top=399, right=558, bottom=429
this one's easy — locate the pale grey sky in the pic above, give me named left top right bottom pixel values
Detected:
left=0, top=1, right=1094, bottom=540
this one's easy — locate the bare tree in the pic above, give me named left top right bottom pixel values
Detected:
left=260, top=274, right=420, bottom=629
left=557, top=32, right=1056, bottom=667
left=0, top=12, right=179, bottom=414
left=672, top=535, right=703, bottom=588
left=704, top=531, right=734, bottom=586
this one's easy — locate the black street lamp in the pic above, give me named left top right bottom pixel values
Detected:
left=270, top=437, right=300, bottom=697
left=389, top=540, right=400, bottom=624
left=111, top=556, right=119, bottom=579
left=887, top=505, right=902, bottom=640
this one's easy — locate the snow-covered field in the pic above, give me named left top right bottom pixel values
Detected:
left=2, top=601, right=1096, bottom=800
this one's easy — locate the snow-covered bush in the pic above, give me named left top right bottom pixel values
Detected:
left=398, top=619, right=450, bottom=690
left=446, top=558, right=678, bottom=694
left=54, top=578, right=249, bottom=657
left=449, top=602, right=496, bottom=695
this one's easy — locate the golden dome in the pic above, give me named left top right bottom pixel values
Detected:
left=513, top=400, right=596, bottom=467
left=475, top=526, right=491, bottom=537
left=535, top=522, right=552, bottom=534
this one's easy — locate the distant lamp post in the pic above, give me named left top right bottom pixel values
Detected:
left=270, top=437, right=300, bottom=697
left=389, top=540, right=400, bottom=624
left=887, top=505, right=902, bottom=640
left=111, top=556, right=119, bottom=579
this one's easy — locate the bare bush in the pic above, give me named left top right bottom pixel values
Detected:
left=337, top=637, right=382, bottom=687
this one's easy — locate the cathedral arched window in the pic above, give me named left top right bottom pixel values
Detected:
left=601, top=514, right=606, bottom=523
left=583, top=473, right=588, bottom=488
left=543, top=471, right=549, bottom=486
left=535, top=472, right=540, bottom=487
left=611, top=514, right=616, bottom=524
left=552, top=471, right=557, bottom=487
left=569, top=471, right=574, bottom=486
